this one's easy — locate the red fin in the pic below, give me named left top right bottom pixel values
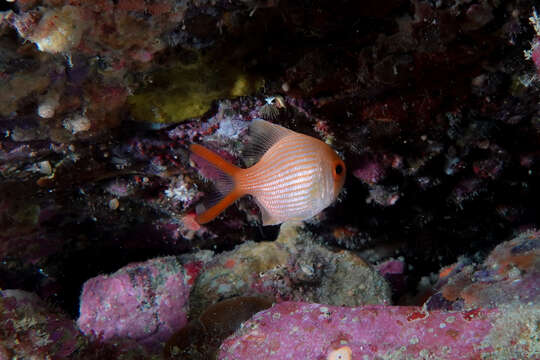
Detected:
left=190, top=144, right=243, bottom=224
left=195, top=189, right=242, bottom=224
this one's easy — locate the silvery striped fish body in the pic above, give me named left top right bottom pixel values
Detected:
left=190, top=119, right=346, bottom=225
left=239, top=120, right=345, bottom=225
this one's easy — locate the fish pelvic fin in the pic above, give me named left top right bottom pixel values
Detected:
left=190, top=144, right=243, bottom=224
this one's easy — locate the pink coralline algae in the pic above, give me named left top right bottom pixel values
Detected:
left=352, top=153, right=399, bottom=185
left=353, top=158, right=386, bottom=185
left=0, top=289, right=80, bottom=359
left=77, top=256, right=189, bottom=352
left=532, top=40, right=540, bottom=73
left=218, top=302, right=539, bottom=359
left=526, top=9, right=540, bottom=74
left=376, top=258, right=407, bottom=297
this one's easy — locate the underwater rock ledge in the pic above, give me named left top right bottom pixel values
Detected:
left=218, top=302, right=539, bottom=360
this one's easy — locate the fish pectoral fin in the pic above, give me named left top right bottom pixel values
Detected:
left=243, top=119, right=293, bottom=166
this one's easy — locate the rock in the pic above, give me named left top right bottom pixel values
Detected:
left=0, top=289, right=80, bottom=358
left=189, top=223, right=391, bottom=319
left=164, top=296, right=273, bottom=359
left=1, top=1, right=539, bottom=359
left=376, top=258, right=407, bottom=298
left=218, top=302, right=539, bottom=359
left=428, top=230, right=540, bottom=310
left=77, top=256, right=189, bottom=353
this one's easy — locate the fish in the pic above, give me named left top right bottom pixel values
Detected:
left=190, top=119, right=346, bottom=225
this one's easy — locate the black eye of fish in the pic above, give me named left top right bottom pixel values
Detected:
left=335, top=164, right=343, bottom=175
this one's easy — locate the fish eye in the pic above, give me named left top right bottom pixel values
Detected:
left=332, top=161, right=345, bottom=180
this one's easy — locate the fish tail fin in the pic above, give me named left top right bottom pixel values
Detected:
left=189, top=144, right=243, bottom=224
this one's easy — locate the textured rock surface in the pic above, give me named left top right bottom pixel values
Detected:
left=189, top=223, right=391, bottom=318
left=164, top=296, right=273, bottom=359
left=219, top=302, right=539, bottom=360
left=1, top=0, right=268, bottom=136
left=427, top=230, right=540, bottom=310
left=77, top=256, right=189, bottom=352
left=0, top=289, right=80, bottom=359
left=1, top=0, right=539, bottom=300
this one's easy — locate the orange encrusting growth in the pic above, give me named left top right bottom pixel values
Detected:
left=439, top=264, right=457, bottom=279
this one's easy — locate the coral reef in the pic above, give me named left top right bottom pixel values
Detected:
left=1, top=0, right=269, bottom=140
left=216, top=230, right=540, bottom=359
left=74, top=223, right=390, bottom=356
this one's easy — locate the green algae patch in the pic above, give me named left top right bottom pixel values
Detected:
left=128, top=56, right=264, bottom=124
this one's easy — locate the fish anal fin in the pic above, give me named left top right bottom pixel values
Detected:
left=196, top=190, right=241, bottom=224
left=243, top=119, right=293, bottom=166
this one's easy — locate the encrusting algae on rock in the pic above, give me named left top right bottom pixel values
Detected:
left=217, top=302, right=539, bottom=359
left=128, top=51, right=264, bottom=124
left=188, top=222, right=391, bottom=320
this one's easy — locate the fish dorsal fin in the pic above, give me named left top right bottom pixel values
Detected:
left=243, top=119, right=293, bottom=167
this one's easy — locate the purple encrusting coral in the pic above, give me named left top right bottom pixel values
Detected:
left=218, top=302, right=538, bottom=359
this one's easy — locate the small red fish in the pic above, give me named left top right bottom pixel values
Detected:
left=190, top=119, right=346, bottom=225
